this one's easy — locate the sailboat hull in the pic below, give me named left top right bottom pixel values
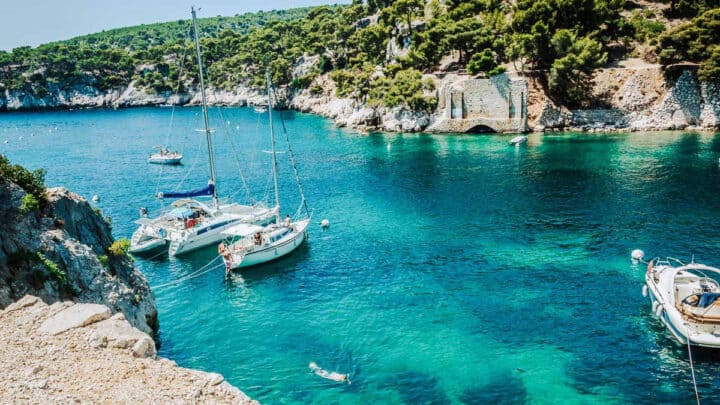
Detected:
left=227, top=219, right=309, bottom=269
left=148, top=156, right=182, bottom=165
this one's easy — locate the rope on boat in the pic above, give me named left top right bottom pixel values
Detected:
left=686, top=331, right=701, bottom=405
left=270, top=84, right=310, bottom=218
left=155, top=31, right=190, bottom=197
left=211, top=100, right=253, bottom=203
left=153, top=255, right=224, bottom=290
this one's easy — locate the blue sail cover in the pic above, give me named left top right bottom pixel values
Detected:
left=160, top=183, right=214, bottom=199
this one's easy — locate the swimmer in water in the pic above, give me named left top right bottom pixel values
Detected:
left=309, top=362, right=350, bottom=384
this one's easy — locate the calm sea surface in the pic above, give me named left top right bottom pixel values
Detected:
left=2, top=107, right=720, bottom=403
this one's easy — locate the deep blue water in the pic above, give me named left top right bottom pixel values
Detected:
left=2, top=107, right=720, bottom=403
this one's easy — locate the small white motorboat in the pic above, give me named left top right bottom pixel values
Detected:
left=644, top=257, right=720, bottom=349
left=219, top=218, right=310, bottom=271
left=148, top=147, right=183, bottom=165
left=254, top=105, right=268, bottom=114
left=509, top=135, right=528, bottom=145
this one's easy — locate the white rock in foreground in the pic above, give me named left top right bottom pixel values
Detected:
left=38, top=303, right=110, bottom=335
left=0, top=296, right=256, bottom=404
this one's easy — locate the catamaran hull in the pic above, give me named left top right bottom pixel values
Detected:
left=170, top=220, right=243, bottom=256
left=645, top=272, right=720, bottom=349
left=170, top=209, right=278, bottom=256
left=129, top=237, right=168, bottom=255
left=229, top=221, right=309, bottom=269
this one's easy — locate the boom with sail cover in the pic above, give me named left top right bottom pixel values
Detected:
left=158, top=183, right=214, bottom=199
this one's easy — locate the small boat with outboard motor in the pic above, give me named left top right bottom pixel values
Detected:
left=642, top=253, right=720, bottom=349
left=509, top=135, right=528, bottom=146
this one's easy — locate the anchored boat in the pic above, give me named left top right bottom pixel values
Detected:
left=220, top=72, right=311, bottom=272
left=509, top=135, right=528, bottom=145
left=644, top=257, right=720, bottom=349
left=148, top=147, right=183, bottom=165
left=129, top=7, right=277, bottom=257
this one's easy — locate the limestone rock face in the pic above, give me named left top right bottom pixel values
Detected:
left=533, top=67, right=720, bottom=132
left=1, top=59, right=718, bottom=134
left=0, top=180, right=157, bottom=335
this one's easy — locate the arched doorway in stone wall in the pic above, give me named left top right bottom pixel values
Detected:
left=465, top=124, right=496, bottom=133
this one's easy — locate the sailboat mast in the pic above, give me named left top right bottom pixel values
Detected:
left=266, top=71, right=281, bottom=224
left=191, top=6, right=219, bottom=209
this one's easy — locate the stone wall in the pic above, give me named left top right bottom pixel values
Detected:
left=430, top=74, right=528, bottom=133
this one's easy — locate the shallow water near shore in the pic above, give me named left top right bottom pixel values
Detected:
left=3, top=107, right=720, bottom=403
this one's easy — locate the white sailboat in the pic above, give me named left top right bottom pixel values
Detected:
left=130, top=7, right=277, bottom=257
left=644, top=257, right=720, bottom=349
left=219, top=72, right=311, bottom=272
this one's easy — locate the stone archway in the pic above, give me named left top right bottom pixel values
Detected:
left=465, top=124, right=496, bottom=133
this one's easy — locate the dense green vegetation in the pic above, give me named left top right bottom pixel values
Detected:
left=0, top=1, right=718, bottom=111
left=658, top=8, right=720, bottom=81
left=0, top=155, right=46, bottom=207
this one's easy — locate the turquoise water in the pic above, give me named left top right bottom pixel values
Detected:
left=2, top=107, right=720, bottom=403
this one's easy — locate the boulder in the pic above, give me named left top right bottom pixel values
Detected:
left=131, top=336, right=156, bottom=358
left=5, top=295, right=40, bottom=313
left=38, top=303, right=110, bottom=335
left=89, top=315, right=156, bottom=356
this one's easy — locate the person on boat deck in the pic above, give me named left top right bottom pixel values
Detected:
left=284, top=214, right=291, bottom=227
left=254, top=232, right=262, bottom=246
left=185, top=217, right=196, bottom=229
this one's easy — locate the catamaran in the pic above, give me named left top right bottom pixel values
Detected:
left=644, top=257, right=720, bottom=349
left=130, top=7, right=277, bottom=256
left=219, top=72, right=310, bottom=271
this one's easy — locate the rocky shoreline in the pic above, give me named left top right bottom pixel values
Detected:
left=1, top=62, right=719, bottom=134
left=0, top=295, right=256, bottom=404
left=0, top=175, right=256, bottom=403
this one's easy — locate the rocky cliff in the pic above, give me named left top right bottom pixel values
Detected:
left=2, top=61, right=719, bottom=134
left=532, top=60, right=720, bottom=132
left=0, top=179, right=157, bottom=334
left=0, top=175, right=257, bottom=403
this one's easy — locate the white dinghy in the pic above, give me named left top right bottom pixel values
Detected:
left=509, top=135, right=528, bottom=145
left=644, top=257, right=720, bottom=349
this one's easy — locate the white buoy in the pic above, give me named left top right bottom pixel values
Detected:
left=642, top=285, right=648, bottom=297
left=92, top=195, right=100, bottom=202
left=320, top=219, right=330, bottom=229
left=631, top=249, right=644, bottom=263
